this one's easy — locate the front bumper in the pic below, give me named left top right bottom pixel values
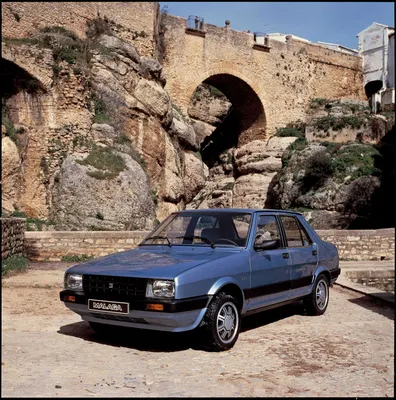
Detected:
left=60, top=290, right=211, bottom=332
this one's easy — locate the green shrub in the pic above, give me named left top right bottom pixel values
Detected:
left=2, top=255, right=28, bottom=277
left=86, top=17, right=113, bottom=39
left=313, top=115, right=366, bottom=132
left=76, top=145, right=126, bottom=180
left=276, top=127, right=304, bottom=138
left=89, top=93, right=110, bottom=123
left=332, top=145, right=381, bottom=181
left=303, top=150, right=333, bottom=188
left=10, top=211, right=27, bottom=218
left=61, top=254, right=94, bottom=262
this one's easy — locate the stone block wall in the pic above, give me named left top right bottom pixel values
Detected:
left=24, top=231, right=151, bottom=261
left=24, top=228, right=395, bottom=262
left=1, top=218, right=26, bottom=259
left=2, top=2, right=159, bottom=57
left=317, top=228, right=395, bottom=261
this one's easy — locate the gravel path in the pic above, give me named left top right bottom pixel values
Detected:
left=1, top=269, right=394, bottom=397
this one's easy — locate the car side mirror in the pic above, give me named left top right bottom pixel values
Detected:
left=254, top=239, right=279, bottom=251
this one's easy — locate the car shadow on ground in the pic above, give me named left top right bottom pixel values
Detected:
left=58, top=321, right=200, bottom=352
left=347, top=295, right=394, bottom=320
left=58, top=301, right=307, bottom=352
left=241, top=300, right=306, bottom=333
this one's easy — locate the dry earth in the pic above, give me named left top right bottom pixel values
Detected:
left=1, top=266, right=394, bottom=397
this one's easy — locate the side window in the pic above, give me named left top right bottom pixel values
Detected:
left=297, top=220, right=313, bottom=246
left=280, top=216, right=307, bottom=248
left=255, top=215, right=281, bottom=248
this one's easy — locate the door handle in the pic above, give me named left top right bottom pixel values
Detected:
left=282, top=252, right=289, bottom=259
left=312, top=249, right=317, bottom=255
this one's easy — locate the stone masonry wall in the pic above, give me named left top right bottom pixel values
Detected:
left=24, top=228, right=394, bottom=262
left=25, top=231, right=151, bottom=261
left=2, top=2, right=159, bottom=57
left=317, top=228, right=395, bottom=261
left=1, top=218, right=26, bottom=260
left=162, top=14, right=366, bottom=138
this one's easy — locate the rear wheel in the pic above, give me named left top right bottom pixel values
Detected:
left=304, top=274, right=329, bottom=315
left=200, top=292, right=241, bottom=352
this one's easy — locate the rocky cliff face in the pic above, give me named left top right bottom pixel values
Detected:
left=1, top=21, right=208, bottom=229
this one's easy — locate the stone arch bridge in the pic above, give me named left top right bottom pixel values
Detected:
left=162, top=13, right=365, bottom=146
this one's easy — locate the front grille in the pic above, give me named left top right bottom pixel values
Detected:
left=83, top=275, right=147, bottom=301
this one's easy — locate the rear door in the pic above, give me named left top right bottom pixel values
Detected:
left=279, top=215, right=318, bottom=299
left=247, top=214, right=291, bottom=311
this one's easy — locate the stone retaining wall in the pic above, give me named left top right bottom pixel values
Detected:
left=1, top=218, right=26, bottom=260
left=317, top=228, right=395, bottom=261
left=25, top=231, right=151, bottom=261
left=24, top=228, right=395, bottom=262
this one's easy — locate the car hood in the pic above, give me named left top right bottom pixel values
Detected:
left=66, top=246, right=242, bottom=279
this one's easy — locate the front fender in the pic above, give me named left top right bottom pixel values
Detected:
left=207, top=276, right=243, bottom=295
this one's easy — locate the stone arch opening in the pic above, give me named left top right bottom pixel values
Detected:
left=187, top=73, right=266, bottom=168
left=2, top=58, right=46, bottom=99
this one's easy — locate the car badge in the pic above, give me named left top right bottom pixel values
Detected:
left=109, top=283, right=114, bottom=289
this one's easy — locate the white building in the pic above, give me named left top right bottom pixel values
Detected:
left=357, top=22, right=395, bottom=112
left=317, top=41, right=358, bottom=56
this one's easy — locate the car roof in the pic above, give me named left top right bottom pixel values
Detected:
left=176, top=208, right=302, bottom=216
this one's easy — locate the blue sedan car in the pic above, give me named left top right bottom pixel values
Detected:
left=60, top=208, right=340, bottom=351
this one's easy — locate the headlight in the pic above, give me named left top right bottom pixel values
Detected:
left=64, top=273, right=83, bottom=290
left=146, top=280, right=175, bottom=298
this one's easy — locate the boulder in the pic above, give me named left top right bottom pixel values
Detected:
left=51, top=153, right=155, bottom=230
left=169, top=107, right=198, bottom=150
left=233, top=173, right=277, bottom=209
left=98, top=34, right=140, bottom=63
left=133, top=78, right=172, bottom=123
left=183, top=152, right=209, bottom=203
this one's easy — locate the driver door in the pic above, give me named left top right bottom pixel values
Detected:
left=247, top=214, right=291, bottom=311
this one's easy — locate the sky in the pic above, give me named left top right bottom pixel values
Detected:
left=159, top=2, right=394, bottom=49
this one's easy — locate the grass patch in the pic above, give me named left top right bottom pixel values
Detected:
left=76, top=145, right=126, bottom=180
left=61, top=254, right=94, bottom=263
left=2, top=255, right=28, bottom=277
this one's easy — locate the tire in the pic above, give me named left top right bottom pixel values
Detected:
left=200, top=292, right=241, bottom=352
left=304, top=274, right=330, bottom=316
left=89, top=321, right=112, bottom=336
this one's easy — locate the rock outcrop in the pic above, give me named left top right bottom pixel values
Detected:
left=1, top=136, right=22, bottom=212
left=51, top=153, right=155, bottom=231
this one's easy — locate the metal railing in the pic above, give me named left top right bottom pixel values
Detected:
left=187, top=15, right=205, bottom=31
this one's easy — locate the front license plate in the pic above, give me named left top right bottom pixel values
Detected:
left=88, top=299, right=129, bottom=314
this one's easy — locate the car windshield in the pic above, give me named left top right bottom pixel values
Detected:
left=140, top=212, right=252, bottom=247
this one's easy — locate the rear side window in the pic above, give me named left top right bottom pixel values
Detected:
left=280, top=216, right=312, bottom=248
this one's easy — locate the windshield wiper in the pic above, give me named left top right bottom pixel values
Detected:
left=141, top=235, right=172, bottom=247
left=175, top=235, right=215, bottom=248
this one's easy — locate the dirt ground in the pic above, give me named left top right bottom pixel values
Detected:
left=1, top=266, right=394, bottom=397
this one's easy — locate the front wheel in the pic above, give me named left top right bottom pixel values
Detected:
left=200, top=292, right=241, bottom=352
left=304, top=274, right=329, bottom=315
